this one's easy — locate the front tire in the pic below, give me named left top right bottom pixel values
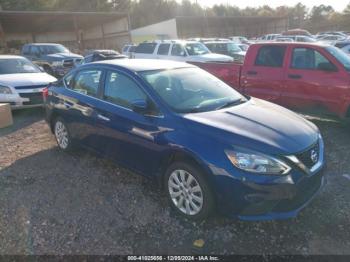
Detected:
left=164, top=162, right=214, bottom=221
left=53, top=118, right=73, bottom=152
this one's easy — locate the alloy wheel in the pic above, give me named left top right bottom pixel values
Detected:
left=54, top=121, right=69, bottom=150
left=168, top=169, right=204, bottom=216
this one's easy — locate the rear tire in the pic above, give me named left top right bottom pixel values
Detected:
left=164, top=161, right=214, bottom=221
left=53, top=117, right=73, bottom=152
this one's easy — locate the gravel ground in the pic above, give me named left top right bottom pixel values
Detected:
left=0, top=108, right=350, bottom=255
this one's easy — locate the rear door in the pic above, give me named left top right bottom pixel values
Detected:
left=92, top=69, right=165, bottom=176
left=241, top=45, right=286, bottom=103
left=59, top=68, right=104, bottom=150
left=282, top=46, right=346, bottom=115
left=156, top=43, right=171, bottom=60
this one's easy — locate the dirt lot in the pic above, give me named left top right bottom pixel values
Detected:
left=0, top=108, right=350, bottom=255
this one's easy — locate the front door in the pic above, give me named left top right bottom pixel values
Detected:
left=93, top=70, right=165, bottom=176
left=282, top=47, right=346, bottom=115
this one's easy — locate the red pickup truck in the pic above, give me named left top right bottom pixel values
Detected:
left=193, top=42, right=350, bottom=118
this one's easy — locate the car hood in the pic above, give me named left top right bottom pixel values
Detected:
left=187, top=53, right=234, bottom=62
left=182, top=98, right=319, bottom=154
left=0, top=73, right=57, bottom=87
left=45, top=53, right=83, bottom=59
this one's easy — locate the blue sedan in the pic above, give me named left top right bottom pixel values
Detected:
left=44, top=59, right=325, bottom=221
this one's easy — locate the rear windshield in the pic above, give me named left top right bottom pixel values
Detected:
left=135, top=43, right=157, bottom=54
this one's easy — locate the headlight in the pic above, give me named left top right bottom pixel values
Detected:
left=225, top=149, right=291, bottom=175
left=0, top=85, right=12, bottom=94
left=51, top=61, right=63, bottom=67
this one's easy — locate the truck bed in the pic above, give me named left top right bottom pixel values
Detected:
left=189, top=62, right=242, bottom=90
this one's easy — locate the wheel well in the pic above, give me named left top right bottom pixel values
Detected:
left=49, top=112, right=60, bottom=133
left=157, top=151, right=212, bottom=189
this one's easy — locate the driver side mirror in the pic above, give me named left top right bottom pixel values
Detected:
left=318, top=62, right=337, bottom=72
left=131, top=99, right=149, bottom=114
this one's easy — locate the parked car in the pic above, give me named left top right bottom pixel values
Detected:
left=318, top=35, right=348, bottom=45
left=229, top=36, right=250, bottom=44
left=282, top=29, right=312, bottom=37
left=203, top=41, right=246, bottom=63
left=238, top=44, right=249, bottom=52
left=0, top=55, right=56, bottom=109
left=193, top=42, right=350, bottom=118
left=316, top=31, right=348, bottom=38
left=21, top=43, right=83, bottom=77
left=258, top=34, right=281, bottom=41
left=79, top=50, right=127, bottom=65
left=276, top=35, right=316, bottom=43
left=44, top=59, right=325, bottom=221
left=335, top=41, right=350, bottom=55
left=122, top=44, right=136, bottom=58
left=133, top=40, right=233, bottom=63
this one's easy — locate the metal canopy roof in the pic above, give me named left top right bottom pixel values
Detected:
left=0, top=11, right=128, bottom=33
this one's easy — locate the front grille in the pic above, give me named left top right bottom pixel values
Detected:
left=14, top=85, right=47, bottom=90
left=20, top=93, right=43, bottom=105
left=63, top=59, right=74, bottom=68
left=296, top=142, right=320, bottom=169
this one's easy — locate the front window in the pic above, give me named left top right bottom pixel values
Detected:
left=184, top=43, right=210, bottom=56
left=0, top=58, right=41, bottom=74
left=140, top=67, right=246, bottom=113
left=39, top=44, right=69, bottom=54
left=326, top=46, right=350, bottom=71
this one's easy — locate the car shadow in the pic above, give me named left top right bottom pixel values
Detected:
left=0, top=108, right=45, bottom=137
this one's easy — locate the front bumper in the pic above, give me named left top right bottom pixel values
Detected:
left=0, top=91, right=44, bottom=109
left=213, top=137, right=325, bottom=221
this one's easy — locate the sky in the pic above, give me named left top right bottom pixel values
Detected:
left=183, top=0, right=349, bottom=12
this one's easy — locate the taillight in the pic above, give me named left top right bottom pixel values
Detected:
left=42, top=87, right=49, bottom=100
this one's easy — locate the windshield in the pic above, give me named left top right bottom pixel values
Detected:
left=39, top=44, right=69, bottom=54
left=0, top=58, right=41, bottom=74
left=227, top=43, right=243, bottom=53
left=326, top=46, right=350, bottom=71
left=141, top=67, right=245, bottom=113
left=185, top=43, right=210, bottom=56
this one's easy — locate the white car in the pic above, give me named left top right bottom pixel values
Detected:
left=0, top=55, right=57, bottom=109
left=133, top=40, right=233, bottom=63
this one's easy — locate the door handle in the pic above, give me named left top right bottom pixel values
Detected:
left=247, top=71, right=258, bottom=75
left=288, top=74, right=302, bottom=79
left=97, top=114, right=110, bottom=122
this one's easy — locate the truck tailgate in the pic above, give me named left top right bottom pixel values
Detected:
left=190, top=62, right=242, bottom=91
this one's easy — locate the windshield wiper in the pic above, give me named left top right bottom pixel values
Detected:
left=215, top=98, right=246, bottom=110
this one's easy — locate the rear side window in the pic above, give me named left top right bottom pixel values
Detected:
left=104, top=71, right=146, bottom=109
left=135, top=43, right=157, bottom=54
left=71, top=69, right=102, bottom=97
left=157, top=44, right=170, bottom=55
left=255, top=46, right=286, bottom=67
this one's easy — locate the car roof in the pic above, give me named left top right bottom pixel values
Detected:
left=204, top=41, right=236, bottom=44
left=252, top=42, right=330, bottom=47
left=0, top=55, right=26, bottom=59
left=90, top=59, right=195, bottom=72
left=25, top=43, right=62, bottom=46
